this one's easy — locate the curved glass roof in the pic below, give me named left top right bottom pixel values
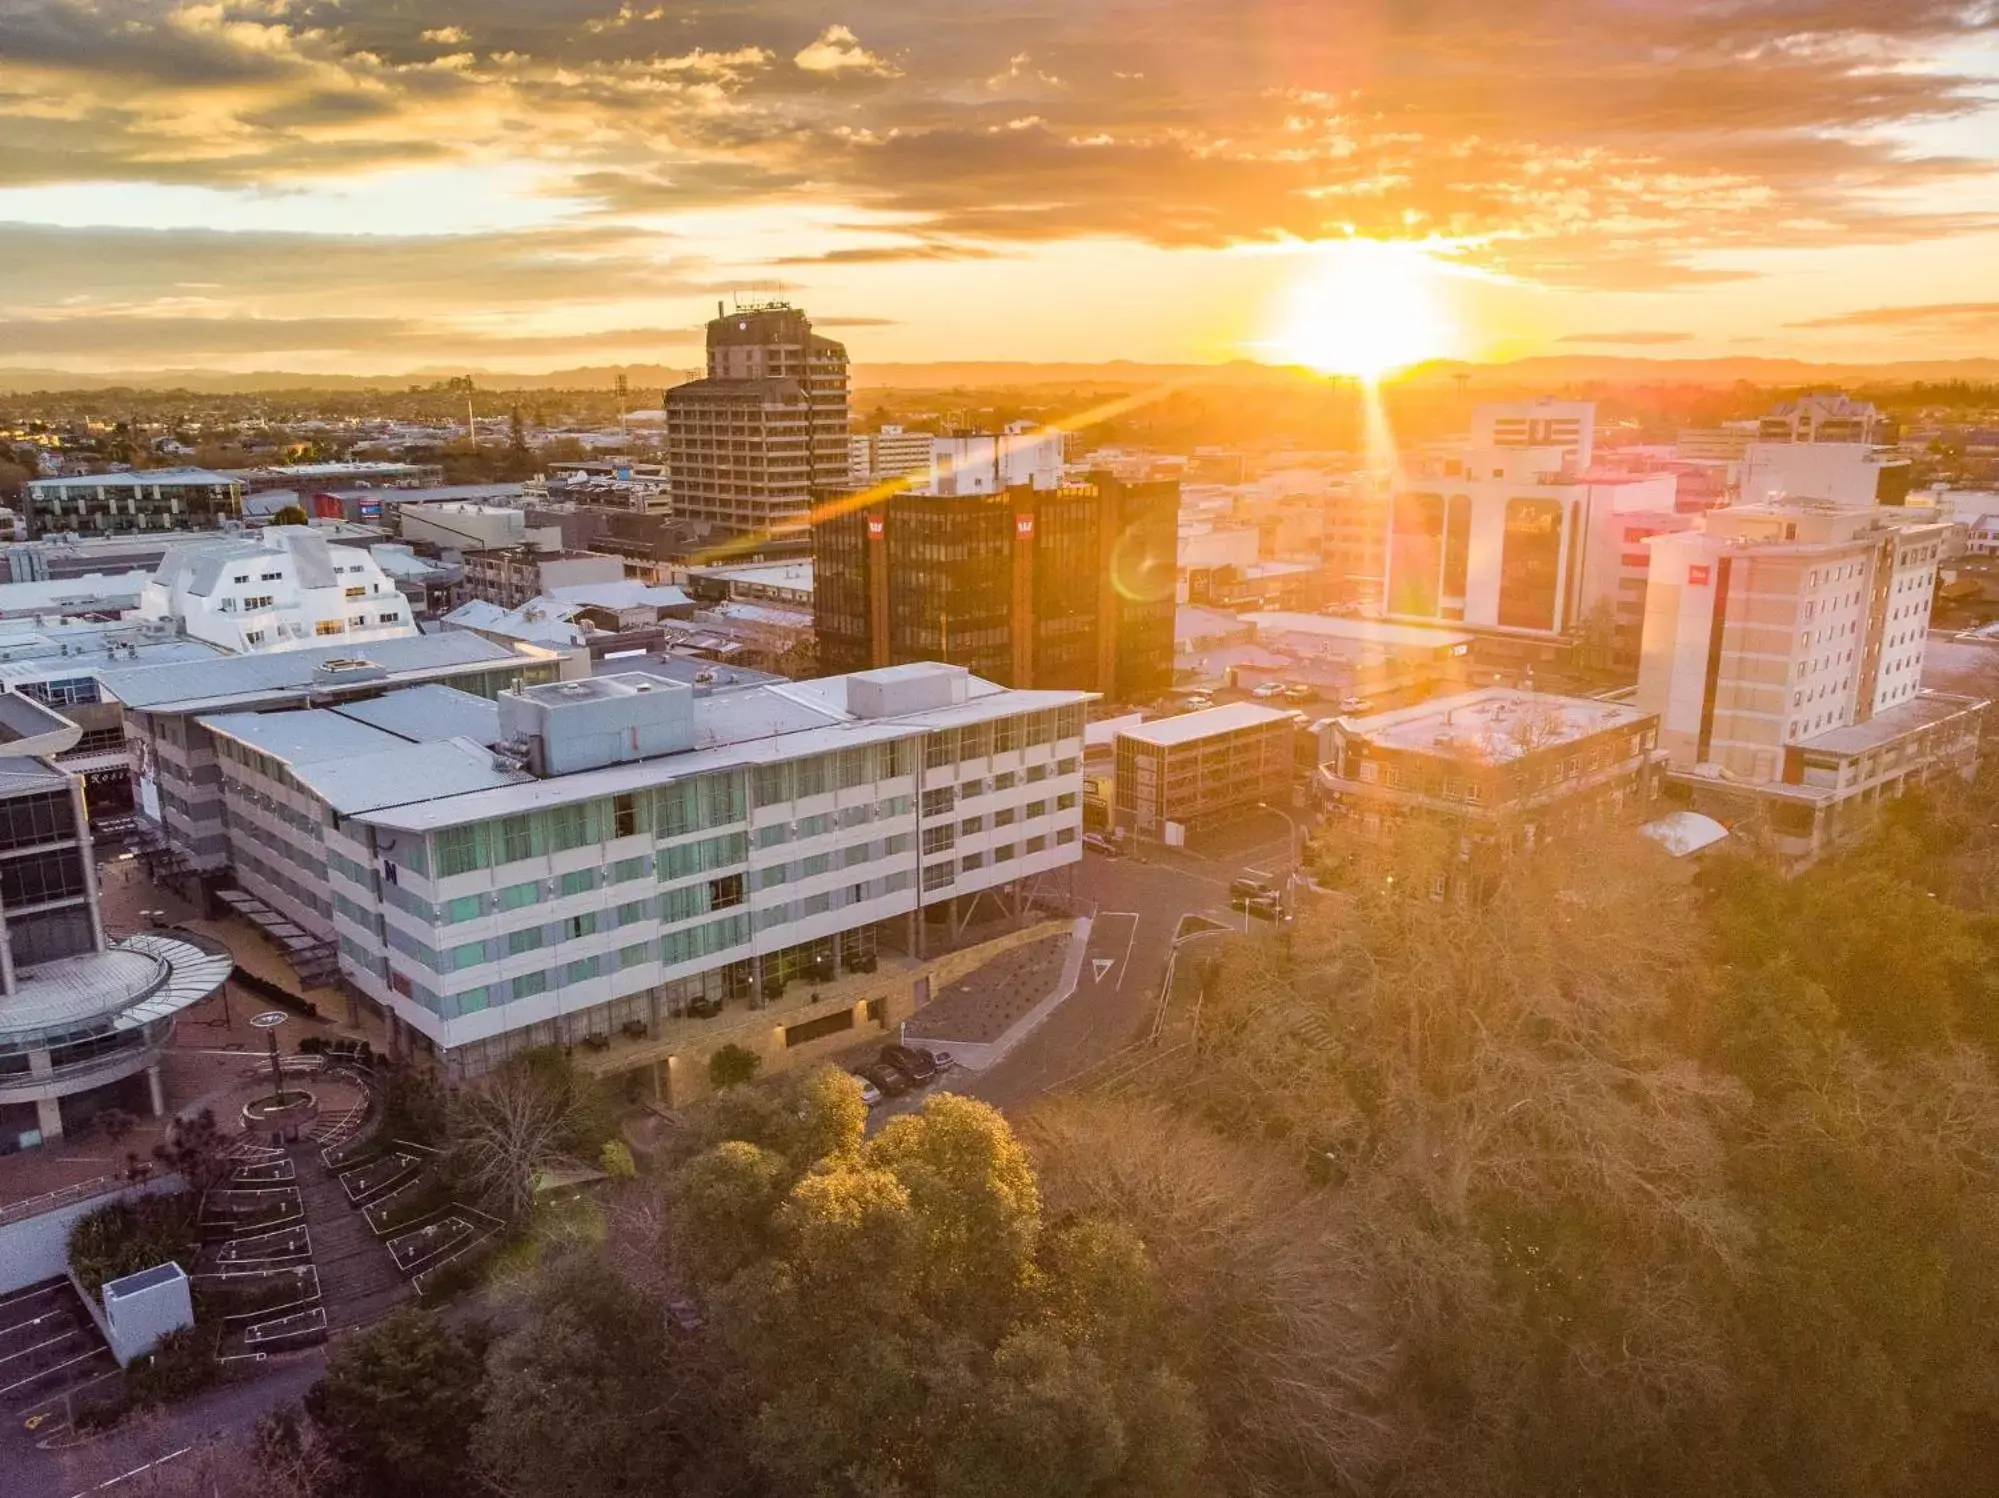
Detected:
left=0, top=929, right=233, bottom=1048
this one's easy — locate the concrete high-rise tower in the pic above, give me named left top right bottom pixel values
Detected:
left=665, top=301, right=851, bottom=539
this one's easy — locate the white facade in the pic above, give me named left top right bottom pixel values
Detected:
left=926, top=424, right=1065, bottom=496
left=201, top=663, right=1088, bottom=1075
left=1740, top=442, right=1911, bottom=507
left=136, top=527, right=416, bottom=654
left=1385, top=410, right=1675, bottom=639
left=1637, top=502, right=1948, bottom=778
left=849, top=426, right=936, bottom=485
left=1471, top=399, right=1595, bottom=469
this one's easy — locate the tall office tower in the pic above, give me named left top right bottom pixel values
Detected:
left=666, top=301, right=850, bottom=538
left=1637, top=499, right=1950, bottom=778
left=813, top=471, right=1178, bottom=703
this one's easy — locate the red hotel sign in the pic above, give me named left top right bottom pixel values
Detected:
left=1688, top=564, right=1711, bottom=586
left=1016, top=514, right=1035, bottom=538
left=866, top=515, right=884, bottom=538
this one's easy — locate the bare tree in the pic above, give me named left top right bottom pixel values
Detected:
left=450, top=1063, right=584, bottom=1221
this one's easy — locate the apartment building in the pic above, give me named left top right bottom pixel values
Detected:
left=814, top=472, right=1178, bottom=702
left=136, top=528, right=417, bottom=655
left=1637, top=499, right=1976, bottom=863
left=1114, top=703, right=1294, bottom=841
left=1758, top=394, right=1889, bottom=446
left=197, top=662, right=1087, bottom=1091
left=1638, top=500, right=1949, bottom=776
left=27, top=469, right=245, bottom=540
left=100, top=633, right=562, bottom=888
left=849, top=426, right=935, bottom=486
left=666, top=302, right=851, bottom=537
left=0, top=692, right=232, bottom=1151
left=1314, top=688, right=1664, bottom=888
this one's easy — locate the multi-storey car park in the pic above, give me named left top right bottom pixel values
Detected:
left=192, top=662, right=1087, bottom=1099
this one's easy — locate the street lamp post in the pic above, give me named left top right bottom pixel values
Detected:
left=1258, top=801, right=1305, bottom=918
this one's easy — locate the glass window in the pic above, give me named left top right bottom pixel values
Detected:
left=511, top=971, right=548, bottom=1001
left=498, top=881, right=540, bottom=911
left=443, top=895, right=483, bottom=924
left=507, top=926, right=545, bottom=955
left=558, top=868, right=599, bottom=897
left=565, top=956, right=599, bottom=984
left=619, top=942, right=651, bottom=970
left=613, top=856, right=648, bottom=883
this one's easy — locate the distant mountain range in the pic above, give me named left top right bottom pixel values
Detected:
left=2, top=354, right=1997, bottom=396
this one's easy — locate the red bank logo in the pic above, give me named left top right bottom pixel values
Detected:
left=1688, top=564, right=1711, bottom=586
left=866, top=515, right=884, bottom=539
left=1016, top=515, right=1035, bottom=538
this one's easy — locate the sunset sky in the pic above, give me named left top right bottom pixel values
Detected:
left=2, top=1, right=1997, bottom=374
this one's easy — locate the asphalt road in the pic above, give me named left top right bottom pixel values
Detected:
left=968, top=808, right=1299, bottom=1108
left=9, top=1348, right=327, bottom=1498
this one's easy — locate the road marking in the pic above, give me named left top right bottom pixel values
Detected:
left=1091, top=957, right=1115, bottom=982
left=68, top=1445, right=193, bottom=1497
left=1094, top=911, right=1140, bottom=992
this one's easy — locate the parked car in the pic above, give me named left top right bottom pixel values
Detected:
left=1234, top=892, right=1284, bottom=921
left=1250, top=681, right=1286, bottom=699
left=882, top=1044, right=937, bottom=1084
left=921, top=1046, right=958, bottom=1072
left=1229, top=875, right=1277, bottom=901
left=1181, top=695, right=1213, bottom=711
left=852, top=1072, right=883, bottom=1107
left=1338, top=695, right=1375, bottom=714
left=1283, top=683, right=1317, bottom=703
left=1083, top=831, right=1124, bottom=857
left=861, top=1062, right=909, bottom=1098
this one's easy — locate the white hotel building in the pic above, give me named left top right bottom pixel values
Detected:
left=197, top=662, right=1088, bottom=1091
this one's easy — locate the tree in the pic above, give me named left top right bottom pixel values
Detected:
left=304, top=1308, right=484, bottom=1498
left=474, top=1248, right=750, bottom=1498
left=672, top=1081, right=1206, bottom=1496
left=270, top=504, right=310, bottom=526
left=449, top=1047, right=611, bottom=1219
left=707, top=1041, right=762, bottom=1090
left=153, top=1106, right=233, bottom=1197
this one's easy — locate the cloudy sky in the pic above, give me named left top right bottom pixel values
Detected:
left=2, top=0, right=1997, bottom=373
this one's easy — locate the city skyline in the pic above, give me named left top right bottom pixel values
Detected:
left=2, top=3, right=1998, bottom=375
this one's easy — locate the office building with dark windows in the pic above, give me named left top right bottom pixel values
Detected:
left=0, top=693, right=231, bottom=1153
left=665, top=301, right=851, bottom=539
left=813, top=471, right=1177, bottom=703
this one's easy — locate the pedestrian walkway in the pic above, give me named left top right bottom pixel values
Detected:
left=293, top=1147, right=408, bottom=1333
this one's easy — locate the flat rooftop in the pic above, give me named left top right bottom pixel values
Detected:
left=1244, top=612, right=1477, bottom=652
left=192, top=664, right=1093, bottom=832
left=29, top=468, right=235, bottom=490
left=1346, top=688, right=1653, bottom=763
left=0, top=571, right=152, bottom=618
left=693, top=559, right=814, bottom=591
left=100, top=632, right=535, bottom=713
left=1117, top=702, right=1295, bottom=748
left=1798, top=691, right=1987, bottom=756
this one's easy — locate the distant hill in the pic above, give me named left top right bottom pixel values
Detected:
left=2, top=354, right=1997, bottom=397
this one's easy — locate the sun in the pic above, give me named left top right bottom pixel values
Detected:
left=1268, top=239, right=1457, bottom=379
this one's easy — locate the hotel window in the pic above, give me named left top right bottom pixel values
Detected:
left=315, top=620, right=344, bottom=636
